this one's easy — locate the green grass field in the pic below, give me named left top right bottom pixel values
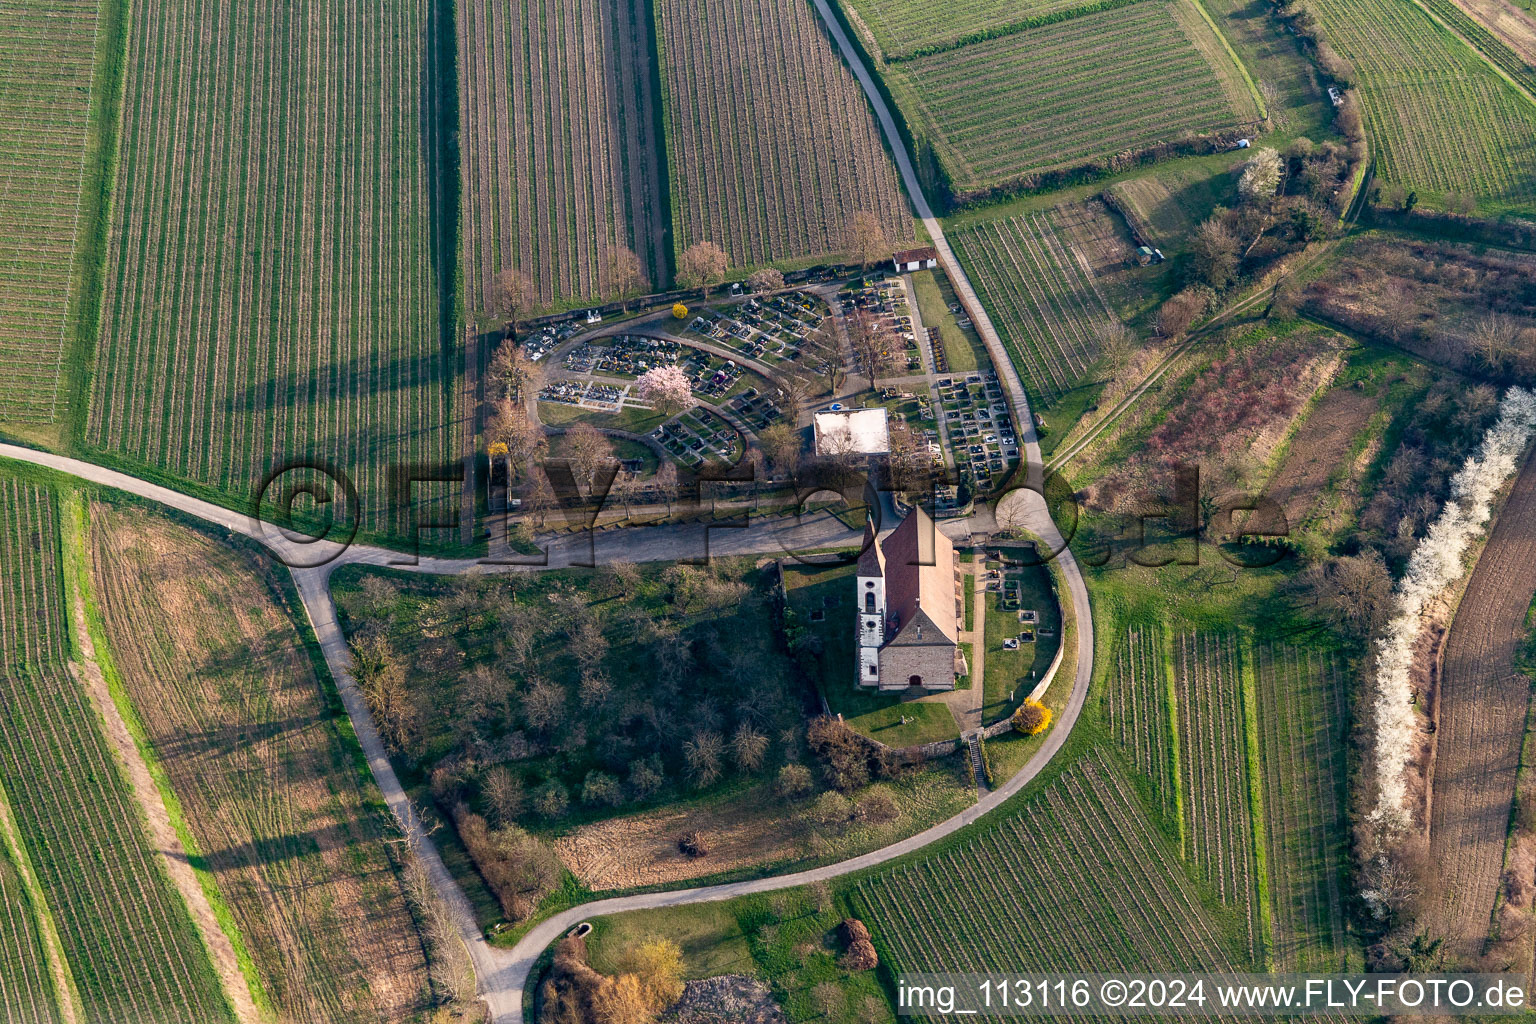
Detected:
left=909, top=269, right=987, bottom=373
left=884, top=0, right=1262, bottom=193
left=1309, top=0, right=1536, bottom=210
left=86, top=0, right=456, bottom=534
left=0, top=478, right=231, bottom=1023
left=843, top=0, right=1134, bottom=59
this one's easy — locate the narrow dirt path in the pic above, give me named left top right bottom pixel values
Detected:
left=66, top=585, right=261, bottom=1022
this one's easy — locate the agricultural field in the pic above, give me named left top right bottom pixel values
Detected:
left=1107, top=158, right=1247, bottom=252
left=1426, top=452, right=1536, bottom=957
left=0, top=846, right=59, bottom=1023
left=1253, top=642, right=1349, bottom=971
left=88, top=504, right=432, bottom=1021
left=853, top=749, right=1250, bottom=973
left=459, top=0, right=667, bottom=312
left=1197, top=0, right=1331, bottom=133
left=883, top=0, right=1262, bottom=194
left=840, top=0, right=1121, bottom=59
left=0, top=0, right=108, bottom=427
left=1103, top=623, right=1178, bottom=826
left=87, top=0, right=455, bottom=531
left=1258, top=352, right=1401, bottom=548
left=1048, top=198, right=1148, bottom=318
left=1419, top=0, right=1536, bottom=94
left=1308, top=0, right=1536, bottom=209
left=0, top=480, right=231, bottom=1023
left=0, top=479, right=68, bottom=674
left=1173, top=630, right=1263, bottom=963
left=1449, top=0, right=1536, bottom=67
left=653, top=0, right=913, bottom=270
left=950, top=210, right=1116, bottom=405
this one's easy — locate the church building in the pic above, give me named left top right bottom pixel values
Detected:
left=854, top=507, right=962, bottom=691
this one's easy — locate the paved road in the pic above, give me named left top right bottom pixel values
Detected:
left=1, top=432, right=1092, bottom=1022
left=806, top=0, right=1045, bottom=492
left=0, top=9, right=1100, bottom=1021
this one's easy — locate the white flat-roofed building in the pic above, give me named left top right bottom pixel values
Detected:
left=813, top=407, right=890, bottom=456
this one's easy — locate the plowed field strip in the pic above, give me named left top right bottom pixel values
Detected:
left=1429, top=450, right=1536, bottom=956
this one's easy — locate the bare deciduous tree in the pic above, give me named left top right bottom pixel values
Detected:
left=1156, top=288, right=1208, bottom=340
left=607, top=245, right=649, bottom=310
left=1093, top=318, right=1135, bottom=370
left=564, top=422, right=614, bottom=491
left=847, top=310, right=897, bottom=382
left=1378, top=279, right=1414, bottom=341
left=486, top=399, right=548, bottom=478
left=487, top=340, right=544, bottom=401
left=759, top=420, right=803, bottom=478
left=683, top=730, right=724, bottom=787
left=654, top=461, right=680, bottom=514
left=1473, top=312, right=1519, bottom=374
left=844, top=210, right=889, bottom=268
left=1192, top=217, right=1240, bottom=289
left=490, top=267, right=537, bottom=331
left=747, top=267, right=784, bottom=294
left=731, top=724, right=768, bottom=771
left=800, top=321, right=847, bottom=395
left=677, top=241, right=729, bottom=294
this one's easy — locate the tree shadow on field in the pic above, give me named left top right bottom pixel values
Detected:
left=423, top=0, right=459, bottom=382
left=151, top=710, right=334, bottom=764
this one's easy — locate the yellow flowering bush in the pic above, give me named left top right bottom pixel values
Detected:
left=1011, top=698, right=1052, bottom=736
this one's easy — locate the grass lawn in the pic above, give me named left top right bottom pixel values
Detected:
left=783, top=560, right=961, bottom=747
left=538, top=400, right=668, bottom=434
left=547, top=434, right=660, bottom=477
left=1035, top=377, right=1107, bottom=458
left=587, top=887, right=893, bottom=1024
left=829, top=693, right=958, bottom=747
left=586, top=902, right=756, bottom=980
left=910, top=269, right=987, bottom=373
left=981, top=560, right=1061, bottom=723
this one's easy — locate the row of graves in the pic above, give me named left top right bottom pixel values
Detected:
left=538, top=378, right=625, bottom=410
left=875, top=385, right=941, bottom=464
left=652, top=407, right=744, bottom=469
left=937, top=371, right=1019, bottom=486
left=723, top=385, right=783, bottom=433
left=563, top=335, right=749, bottom=401
left=841, top=276, right=921, bottom=373
left=521, top=320, right=585, bottom=362
left=685, top=290, right=828, bottom=365
left=928, top=326, right=950, bottom=373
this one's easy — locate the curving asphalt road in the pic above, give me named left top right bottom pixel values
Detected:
left=2, top=426, right=1091, bottom=1023
left=0, top=9, right=1101, bottom=1020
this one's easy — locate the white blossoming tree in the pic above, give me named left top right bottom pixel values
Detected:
left=1238, top=146, right=1283, bottom=203
left=1368, top=388, right=1536, bottom=838
left=636, top=365, right=694, bottom=417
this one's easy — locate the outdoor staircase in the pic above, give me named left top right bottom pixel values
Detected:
left=967, top=733, right=988, bottom=793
